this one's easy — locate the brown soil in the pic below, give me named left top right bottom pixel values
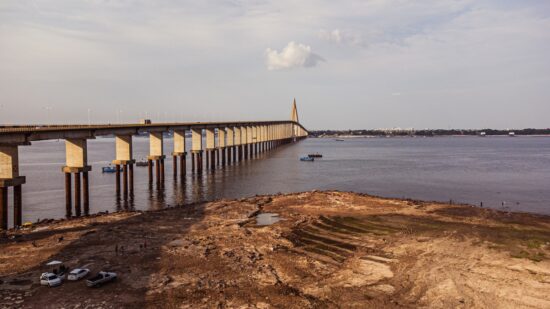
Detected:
left=1, top=191, right=549, bottom=308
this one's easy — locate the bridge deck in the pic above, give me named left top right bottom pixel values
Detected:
left=0, top=120, right=307, bottom=143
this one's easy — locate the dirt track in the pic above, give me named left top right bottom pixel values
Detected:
left=1, top=191, right=549, bottom=308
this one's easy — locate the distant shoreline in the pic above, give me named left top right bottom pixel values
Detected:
left=316, top=134, right=550, bottom=138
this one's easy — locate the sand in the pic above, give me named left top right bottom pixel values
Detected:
left=1, top=191, right=549, bottom=308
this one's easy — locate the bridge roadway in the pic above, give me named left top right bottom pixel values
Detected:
left=0, top=119, right=308, bottom=230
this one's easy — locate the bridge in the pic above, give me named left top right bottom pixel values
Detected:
left=0, top=100, right=308, bottom=230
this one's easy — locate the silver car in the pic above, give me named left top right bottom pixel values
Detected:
left=68, top=268, right=90, bottom=281
left=40, top=272, right=62, bottom=287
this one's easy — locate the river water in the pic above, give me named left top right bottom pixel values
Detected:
left=5, top=136, right=550, bottom=226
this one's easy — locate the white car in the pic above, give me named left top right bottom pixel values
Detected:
left=40, top=272, right=62, bottom=287
left=68, top=268, right=90, bottom=281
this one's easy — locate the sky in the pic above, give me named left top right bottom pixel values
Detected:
left=1, top=0, right=549, bottom=130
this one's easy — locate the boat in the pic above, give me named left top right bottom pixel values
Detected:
left=102, top=166, right=116, bottom=173
left=300, top=156, right=314, bottom=162
left=136, top=160, right=148, bottom=167
left=335, top=139, right=345, bottom=142
left=308, top=153, right=323, bottom=158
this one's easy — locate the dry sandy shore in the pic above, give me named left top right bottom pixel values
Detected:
left=1, top=191, right=549, bottom=308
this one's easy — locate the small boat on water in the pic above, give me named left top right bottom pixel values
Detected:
left=335, top=139, right=345, bottom=142
left=300, top=156, right=314, bottom=162
left=136, top=160, right=148, bottom=167
left=308, top=153, right=323, bottom=158
left=102, top=166, right=116, bottom=173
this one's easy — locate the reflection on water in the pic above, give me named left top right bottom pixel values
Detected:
left=5, top=136, right=550, bottom=227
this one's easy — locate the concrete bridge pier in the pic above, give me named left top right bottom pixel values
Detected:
left=148, top=132, right=165, bottom=185
left=246, top=126, right=253, bottom=159
left=234, top=127, right=242, bottom=162
left=191, top=128, right=203, bottom=174
left=205, top=128, right=216, bottom=170
left=0, top=143, right=27, bottom=229
left=244, top=129, right=249, bottom=160
left=63, top=138, right=92, bottom=218
left=196, top=151, right=204, bottom=173
left=226, top=127, right=234, bottom=164
left=172, top=152, right=187, bottom=178
left=148, top=159, right=154, bottom=183
left=63, top=167, right=88, bottom=217
left=113, top=135, right=135, bottom=199
left=191, top=151, right=203, bottom=173
left=218, top=128, right=226, bottom=167
left=173, top=129, right=187, bottom=178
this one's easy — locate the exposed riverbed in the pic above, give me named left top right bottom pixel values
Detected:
left=1, top=191, right=549, bottom=308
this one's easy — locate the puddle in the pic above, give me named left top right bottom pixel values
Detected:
left=256, top=213, right=281, bottom=226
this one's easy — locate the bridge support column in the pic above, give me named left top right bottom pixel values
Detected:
left=172, top=152, right=186, bottom=178
left=234, top=127, right=242, bottom=163
left=155, top=159, right=161, bottom=184
left=148, top=131, right=165, bottom=185
left=205, top=128, right=216, bottom=170
left=0, top=187, right=7, bottom=230
left=226, top=146, right=231, bottom=164
left=65, top=172, right=71, bottom=218
left=115, top=164, right=121, bottom=196
left=1, top=143, right=28, bottom=230
left=74, top=172, right=81, bottom=217
left=13, top=184, right=22, bottom=227
left=173, top=155, right=178, bottom=177
left=83, top=171, right=90, bottom=215
left=217, top=128, right=226, bottom=167
left=114, top=135, right=135, bottom=198
left=191, top=128, right=203, bottom=174
left=206, top=149, right=215, bottom=170
left=195, top=151, right=203, bottom=174
left=181, top=153, right=186, bottom=176
left=122, top=164, right=129, bottom=198
left=63, top=138, right=91, bottom=218
left=160, top=158, right=165, bottom=182
left=173, top=129, right=187, bottom=178
left=62, top=166, right=91, bottom=218
left=225, top=127, right=234, bottom=165
left=148, top=160, right=153, bottom=182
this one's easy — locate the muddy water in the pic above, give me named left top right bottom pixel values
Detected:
left=4, top=136, right=550, bottom=227
left=256, top=213, right=281, bottom=226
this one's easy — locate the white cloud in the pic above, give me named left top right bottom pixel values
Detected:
left=265, top=41, right=324, bottom=70
left=318, top=29, right=363, bottom=46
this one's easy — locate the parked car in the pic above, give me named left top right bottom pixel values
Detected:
left=86, top=271, right=117, bottom=287
left=40, top=272, right=62, bottom=287
left=68, top=268, right=90, bottom=281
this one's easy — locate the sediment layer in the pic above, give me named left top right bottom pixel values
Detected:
left=1, top=191, right=549, bottom=308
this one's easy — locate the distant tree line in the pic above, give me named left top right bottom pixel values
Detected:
left=310, top=128, right=550, bottom=137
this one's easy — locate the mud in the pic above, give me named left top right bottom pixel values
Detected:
left=1, top=191, right=549, bottom=308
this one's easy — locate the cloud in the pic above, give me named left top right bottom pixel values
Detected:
left=265, top=41, right=324, bottom=70
left=318, top=29, right=363, bottom=46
